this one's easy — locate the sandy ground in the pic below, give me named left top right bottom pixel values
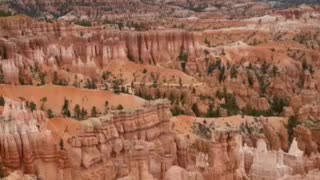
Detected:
left=46, top=117, right=82, bottom=138
left=0, top=85, right=145, bottom=115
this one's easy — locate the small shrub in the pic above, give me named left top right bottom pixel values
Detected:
left=47, top=109, right=54, bottom=118
left=117, top=104, right=124, bottom=110
left=0, top=96, right=4, bottom=106
left=287, top=115, right=301, bottom=144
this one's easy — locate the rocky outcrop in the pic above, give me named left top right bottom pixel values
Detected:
left=243, top=138, right=304, bottom=180
left=0, top=98, right=71, bottom=179
left=164, top=166, right=204, bottom=180
left=294, top=125, right=319, bottom=156
left=297, top=104, right=320, bottom=121
left=2, top=97, right=320, bottom=180
left=201, top=132, right=243, bottom=180
left=0, top=98, right=177, bottom=180
left=248, top=139, right=293, bottom=180
left=261, top=119, right=289, bottom=151
left=2, top=170, right=37, bottom=180
left=281, top=169, right=320, bottom=180
left=66, top=99, right=177, bottom=180
left=0, top=16, right=200, bottom=79
left=242, top=136, right=320, bottom=179
left=175, top=127, right=244, bottom=180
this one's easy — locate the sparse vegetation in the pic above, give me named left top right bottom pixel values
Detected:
left=206, top=104, right=221, bottom=118
left=170, top=106, right=185, bottom=116
left=29, top=101, right=37, bottom=112
left=217, top=89, right=239, bottom=116
left=230, top=66, right=238, bottom=79
left=73, top=104, right=81, bottom=119
left=0, top=11, right=12, bottom=17
left=0, top=96, right=4, bottom=106
left=0, top=67, right=5, bottom=84
left=39, top=72, right=46, bottom=85
left=62, top=98, right=71, bottom=118
left=178, top=51, right=189, bottom=72
left=192, top=103, right=200, bottom=116
left=0, top=162, right=4, bottom=178
left=247, top=71, right=254, bottom=87
left=270, top=96, right=288, bottom=115
left=40, top=97, right=47, bottom=110
left=84, top=79, right=97, bottom=89
left=242, top=106, right=272, bottom=117
left=47, top=109, right=54, bottom=118
left=112, top=79, right=123, bottom=94
left=287, top=115, right=300, bottom=144
left=193, top=122, right=212, bottom=139
left=204, top=37, right=210, bottom=47
left=75, top=20, right=91, bottom=27
left=91, top=106, right=98, bottom=117
left=117, top=104, right=124, bottom=110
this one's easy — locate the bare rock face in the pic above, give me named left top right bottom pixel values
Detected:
left=294, top=125, right=318, bottom=156
left=2, top=170, right=37, bottom=180
left=0, top=16, right=201, bottom=83
left=2, top=98, right=320, bottom=180
left=175, top=129, right=244, bottom=180
left=261, top=119, right=289, bottom=151
left=281, top=169, right=320, bottom=180
left=0, top=98, right=71, bottom=179
left=66, top=99, right=176, bottom=180
left=164, top=166, right=204, bottom=180
left=249, top=139, right=293, bottom=180
left=297, top=104, right=320, bottom=121
left=244, top=138, right=304, bottom=180
left=201, top=132, right=243, bottom=180
left=0, top=97, right=248, bottom=180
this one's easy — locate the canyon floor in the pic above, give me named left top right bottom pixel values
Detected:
left=1, top=0, right=320, bottom=180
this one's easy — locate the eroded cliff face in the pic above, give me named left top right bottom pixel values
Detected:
left=0, top=98, right=71, bottom=180
left=1, top=97, right=320, bottom=179
left=0, top=16, right=199, bottom=79
left=1, top=7, right=320, bottom=179
left=4, top=0, right=273, bottom=23
left=1, top=14, right=320, bottom=119
left=0, top=98, right=245, bottom=180
left=63, top=99, right=245, bottom=180
left=66, top=99, right=177, bottom=180
left=175, top=131, right=243, bottom=180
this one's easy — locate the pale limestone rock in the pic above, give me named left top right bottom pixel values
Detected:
left=196, top=152, right=209, bottom=168
left=164, top=166, right=204, bottom=180
left=249, top=139, right=292, bottom=180
left=2, top=170, right=37, bottom=180
left=0, top=98, right=70, bottom=179
left=288, top=138, right=304, bottom=157
left=281, top=169, right=320, bottom=180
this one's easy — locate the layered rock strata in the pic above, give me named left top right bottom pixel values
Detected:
left=0, top=98, right=71, bottom=179
left=2, top=97, right=320, bottom=180
left=66, top=99, right=177, bottom=180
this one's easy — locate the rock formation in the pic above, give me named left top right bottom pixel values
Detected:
left=2, top=170, right=37, bottom=180
left=0, top=16, right=200, bottom=77
left=1, top=1, right=320, bottom=180
left=1, top=97, right=320, bottom=179
left=243, top=138, right=315, bottom=180
left=66, top=99, right=176, bottom=180
left=0, top=98, right=71, bottom=179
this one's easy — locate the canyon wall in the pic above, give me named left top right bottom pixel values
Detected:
left=0, top=98, right=71, bottom=180
left=1, top=97, right=320, bottom=179
left=0, top=16, right=200, bottom=80
left=175, top=130, right=244, bottom=180
left=0, top=98, right=245, bottom=180
left=66, top=99, right=176, bottom=180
